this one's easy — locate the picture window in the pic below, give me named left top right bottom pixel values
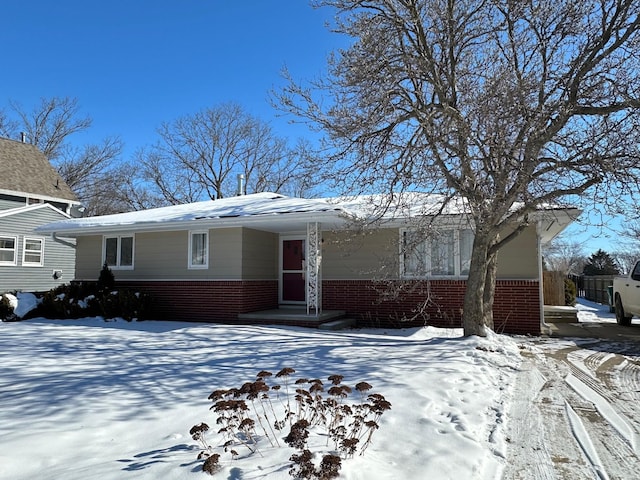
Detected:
left=401, top=228, right=474, bottom=278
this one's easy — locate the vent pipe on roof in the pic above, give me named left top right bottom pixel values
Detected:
left=20, top=132, right=27, bottom=143
left=237, top=173, right=246, bottom=196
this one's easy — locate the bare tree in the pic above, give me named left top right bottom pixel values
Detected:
left=613, top=249, right=640, bottom=275
left=248, top=138, right=322, bottom=197
left=543, top=237, right=586, bottom=275
left=0, top=109, right=17, bottom=138
left=136, top=102, right=312, bottom=203
left=611, top=222, right=640, bottom=273
left=9, top=97, right=92, bottom=160
left=56, top=137, right=127, bottom=215
left=277, top=0, right=640, bottom=336
left=2, top=96, right=124, bottom=215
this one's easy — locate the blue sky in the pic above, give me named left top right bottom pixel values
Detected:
left=0, top=0, right=621, bottom=254
left=0, top=1, right=341, bottom=149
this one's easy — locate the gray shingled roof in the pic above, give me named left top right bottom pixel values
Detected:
left=0, top=137, right=77, bottom=202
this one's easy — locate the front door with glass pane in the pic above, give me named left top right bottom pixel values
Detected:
left=281, top=238, right=306, bottom=303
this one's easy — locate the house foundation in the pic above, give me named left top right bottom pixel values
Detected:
left=118, top=278, right=540, bottom=334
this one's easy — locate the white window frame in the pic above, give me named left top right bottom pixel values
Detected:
left=400, top=228, right=474, bottom=278
left=103, top=234, right=135, bottom=270
left=0, top=235, right=18, bottom=266
left=22, top=236, right=45, bottom=267
left=188, top=230, right=209, bottom=269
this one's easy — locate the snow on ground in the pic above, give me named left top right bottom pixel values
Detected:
left=574, top=299, right=617, bottom=324
left=0, top=312, right=523, bottom=480
left=502, top=299, right=640, bottom=480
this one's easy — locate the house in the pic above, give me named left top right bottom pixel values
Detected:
left=0, top=137, right=81, bottom=293
left=36, top=191, right=580, bottom=334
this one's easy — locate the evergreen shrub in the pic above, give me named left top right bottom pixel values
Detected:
left=564, top=278, right=577, bottom=306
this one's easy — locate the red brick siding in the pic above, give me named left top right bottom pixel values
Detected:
left=117, top=278, right=540, bottom=334
left=118, top=280, right=278, bottom=322
left=323, top=279, right=540, bottom=334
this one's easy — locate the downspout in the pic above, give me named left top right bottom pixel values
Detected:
left=52, top=232, right=75, bottom=248
left=537, top=221, right=551, bottom=335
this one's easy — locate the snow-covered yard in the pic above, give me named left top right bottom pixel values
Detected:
left=0, top=302, right=523, bottom=480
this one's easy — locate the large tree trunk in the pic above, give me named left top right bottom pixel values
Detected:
left=482, top=251, right=498, bottom=331
left=463, top=230, right=498, bottom=337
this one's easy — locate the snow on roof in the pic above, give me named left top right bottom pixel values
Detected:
left=36, top=192, right=346, bottom=234
left=36, top=190, right=580, bottom=237
left=326, top=192, right=470, bottom=218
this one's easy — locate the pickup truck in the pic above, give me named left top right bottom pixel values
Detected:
left=612, top=261, right=640, bottom=325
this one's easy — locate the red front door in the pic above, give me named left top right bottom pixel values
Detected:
left=281, top=239, right=306, bottom=303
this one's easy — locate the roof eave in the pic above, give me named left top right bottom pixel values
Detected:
left=0, top=187, right=80, bottom=205
left=37, top=210, right=348, bottom=237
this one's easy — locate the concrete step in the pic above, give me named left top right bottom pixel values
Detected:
left=318, top=318, right=357, bottom=331
left=543, top=305, right=578, bottom=323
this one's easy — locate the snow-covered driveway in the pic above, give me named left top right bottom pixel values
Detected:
left=503, top=304, right=640, bottom=479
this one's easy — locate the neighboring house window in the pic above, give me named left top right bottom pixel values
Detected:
left=189, top=231, right=209, bottom=269
left=0, top=236, right=17, bottom=266
left=22, top=237, right=45, bottom=267
left=401, top=228, right=474, bottom=277
left=104, top=235, right=134, bottom=269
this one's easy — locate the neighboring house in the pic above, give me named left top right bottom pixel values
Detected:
left=0, top=137, right=81, bottom=293
left=37, top=191, right=580, bottom=334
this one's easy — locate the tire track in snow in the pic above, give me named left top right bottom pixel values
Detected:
left=568, top=345, right=640, bottom=437
left=554, top=345, right=640, bottom=478
left=564, top=401, right=609, bottom=480
left=564, top=370, right=638, bottom=454
left=565, top=364, right=640, bottom=455
left=594, top=350, right=640, bottom=455
left=504, top=341, right=640, bottom=480
left=501, top=359, right=556, bottom=479
left=502, top=351, right=595, bottom=480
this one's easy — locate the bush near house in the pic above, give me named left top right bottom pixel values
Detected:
left=0, top=293, right=17, bottom=322
left=1, top=265, right=151, bottom=322
left=23, top=263, right=152, bottom=321
left=33, top=282, right=152, bottom=321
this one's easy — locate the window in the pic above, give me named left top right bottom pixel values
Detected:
left=401, top=228, right=474, bottom=277
left=22, top=237, right=44, bottom=267
left=401, top=230, right=427, bottom=276
left=189, top=231, right=208, bottom=269
left=103, top=235, right=134, bottom=269
left=431, top=230, right=455, bottom=275
left=0, top=236, right=17, bottom=266
left=459, top=229, right=474, bottom=275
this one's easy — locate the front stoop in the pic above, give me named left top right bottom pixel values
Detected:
left=237, top=308, right=347, bottom=329
left=543, top=305, right=578, bottom=323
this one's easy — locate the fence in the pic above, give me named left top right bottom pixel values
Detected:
left=569, top=275, right=615, bottom=305
left=543, top=271, right=565, bottom=305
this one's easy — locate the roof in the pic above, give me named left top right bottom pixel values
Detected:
left=37, top=192, right=347, bottom=235
left=36, top=191, right=581, bottom=243
left=0, top=137, right=78, bottom=203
